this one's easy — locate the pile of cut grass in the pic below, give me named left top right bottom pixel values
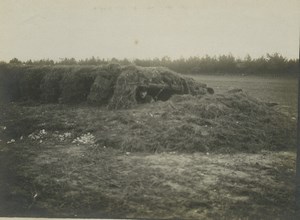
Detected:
left=1, top=64, right=207, bottom=107
left=0, top=62, right=295, bottom=153
left=0, top=63, right=122, bottom=105
left=108, top=65, right=208, bottom=109
left=0, top=90, right=296, bottom=218
left=104, top=90, right=295, bottom=153
left=87, top=64, right=121, bottom=105
left=5, top=89, right=294, bottom=154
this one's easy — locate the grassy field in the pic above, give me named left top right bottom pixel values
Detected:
left=192, top=74, right=298, bottom=116
left=0, top=74, right=298, bottom=219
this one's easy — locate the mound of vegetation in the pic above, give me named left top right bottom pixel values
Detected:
left=0, top=63, right=212, bottom=108
left=87, top=64, right=122, bottom=104
left=108, top=65, right=210, bottom=109
left=0, top=63, right=295, bottom=153
left=0, top=63, right=122, bottom=104
left=97, top=89, right=295, bottom=153
left=2, top=89, right=294, bottom=154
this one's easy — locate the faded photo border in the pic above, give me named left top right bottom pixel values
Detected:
left=0, top=0, right=299, bottom=219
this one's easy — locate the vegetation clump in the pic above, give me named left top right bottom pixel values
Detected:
left=105, top=89, right=295, bottom=153
left=0, top=64, right=122, bottom=104
left=87, top=64, right=121, bottom=104
left=2, top=89, right=294, bottom=154
left=0, top=64, right=209, bottom=107
left=108, top=65, right=209, bottom=109
left=0, top=63, right=295, bottom=153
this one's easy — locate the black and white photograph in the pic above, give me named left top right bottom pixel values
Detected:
left=0, top=0, right=299, bottom=219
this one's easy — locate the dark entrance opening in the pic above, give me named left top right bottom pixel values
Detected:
left=135, top=86, right=183, bottom=103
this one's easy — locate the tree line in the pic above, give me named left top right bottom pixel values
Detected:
left=5, top=53, right=299, bottom=75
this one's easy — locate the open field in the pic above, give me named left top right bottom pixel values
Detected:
left=0, top=74, right=298, bottom=219
left=192, top=74, right=298, bottom=117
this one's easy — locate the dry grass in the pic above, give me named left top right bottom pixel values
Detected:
left=1, top=64, right=207, bottom=107
left=0, top=64, right=123, bottom=104
left=108, top=65, right=208, bottom=109
left=1, top=141, right=295, bottom=218
left=0, top=74, right=297, bottom=219
left=1, top=89, right=295, bottom=153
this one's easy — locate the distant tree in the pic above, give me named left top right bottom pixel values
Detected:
left=217, top=54, right=236, bottom=73
left=3, top=53, right=298, bottom=75
left=253, top=56, right=267, bottom=74
left=25, top=59, right=33, bottom=65
left=9, top=58, right=22, bottom=64
left=85, top=56, right=97, bottom=65
left=33, top=59, right=54, bottom=65
left=58, top=58, right=77, bottom=65
left=265, top=53, right=287, bottom=73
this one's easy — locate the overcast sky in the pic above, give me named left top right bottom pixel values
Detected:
left=0, top=0, right=299, bottom=61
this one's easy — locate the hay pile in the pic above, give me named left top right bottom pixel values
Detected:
left=92, top=89, right=295, bottom=153
left=108, top=66, right=208, bottom=109
left=1, top=79, right=295, bottom=153
left=57, top=64, right=121, bottom=104
left=0, top=64, right=122, bottom=104
left=87, top=64, right=121, bottom=104
left=0, top=63, right=296, bottom=153
left=0, top=64, right=30, bottom=102
left=58, top=68, right=97, bottom=104
left=40, top=67, right=67, bottom=103
left=2, top=64, right=208, bottom=107
left=19, top=67, right=48, bottom=101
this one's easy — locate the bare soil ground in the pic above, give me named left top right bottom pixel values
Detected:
left=0, top=75, right=297, bottom=219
